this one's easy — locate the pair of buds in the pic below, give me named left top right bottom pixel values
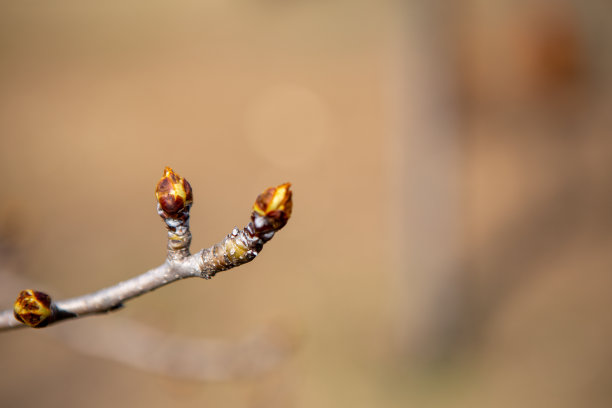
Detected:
left=155, top=167, right=292, bottom=229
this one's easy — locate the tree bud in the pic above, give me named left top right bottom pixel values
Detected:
left=253, top=183, right=292, bottom=231
left=13, top=289, right=53, bottom=328
left=155, top=167, right=193, bottom=216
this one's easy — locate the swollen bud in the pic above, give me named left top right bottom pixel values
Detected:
left=155, top=167, right=193, bottom=217
left=13, top=289, right=53, bottom=328
left=252, top=182, right=292, bottom=231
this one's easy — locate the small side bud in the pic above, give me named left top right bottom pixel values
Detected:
left=155, top=167, right=193, bottom=217
left=13, top=289, right=53, bottom=328
left=253, top=183, right=292, bottom=231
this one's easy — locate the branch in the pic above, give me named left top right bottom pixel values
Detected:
left=0, top=243, right=296, bottom=380
left=47, top=317, right=296, bottom=381
left=0, top=167, right=292, bottom=330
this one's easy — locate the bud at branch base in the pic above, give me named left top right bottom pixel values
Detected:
left=13, top=289, right=53, bottom=328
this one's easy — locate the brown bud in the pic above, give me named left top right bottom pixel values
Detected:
left=13, top=289, right=53, bottom=328
left=253, top=183, right=292, bottom=230
left=155, top=167, right=193, bottom=216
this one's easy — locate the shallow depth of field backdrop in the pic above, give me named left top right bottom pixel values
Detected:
left=1, top=1, right=612, bottom=407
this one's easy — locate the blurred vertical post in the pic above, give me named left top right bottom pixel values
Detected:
left=386, top=0, right=464, bottom=363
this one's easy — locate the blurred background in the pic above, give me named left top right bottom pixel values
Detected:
left=1, top=0, right=611, bottom=407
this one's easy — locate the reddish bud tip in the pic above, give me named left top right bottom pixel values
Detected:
left=253, top=183, right=292, bottom=230
left=13, top=289, right=53, bottom=328
left=155, top=167, right=193, bottom=216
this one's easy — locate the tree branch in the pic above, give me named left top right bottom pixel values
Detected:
left=47, top=317, right=296, bottom=381
left=0, top=243, right=296, bottom=380
left=0, top=168, right=292, bottom=330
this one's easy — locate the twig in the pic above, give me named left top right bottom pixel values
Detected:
left=0, top=245, right=296, bottom=380
left=47, top=317, right=295, bottom=381
left=0, top=167, right=292, bottom=330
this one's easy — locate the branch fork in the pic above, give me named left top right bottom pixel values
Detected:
left=1, top=167, right=292, bottom=330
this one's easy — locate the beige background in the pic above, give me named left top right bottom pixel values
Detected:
left=1, top=1, right=612, bottom=407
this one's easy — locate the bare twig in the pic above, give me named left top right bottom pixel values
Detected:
left=47, top=317, right=296, bottom=381
left=1, top=168, right=292, bottom=330
left=0, top=242, right=296, bottom=380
